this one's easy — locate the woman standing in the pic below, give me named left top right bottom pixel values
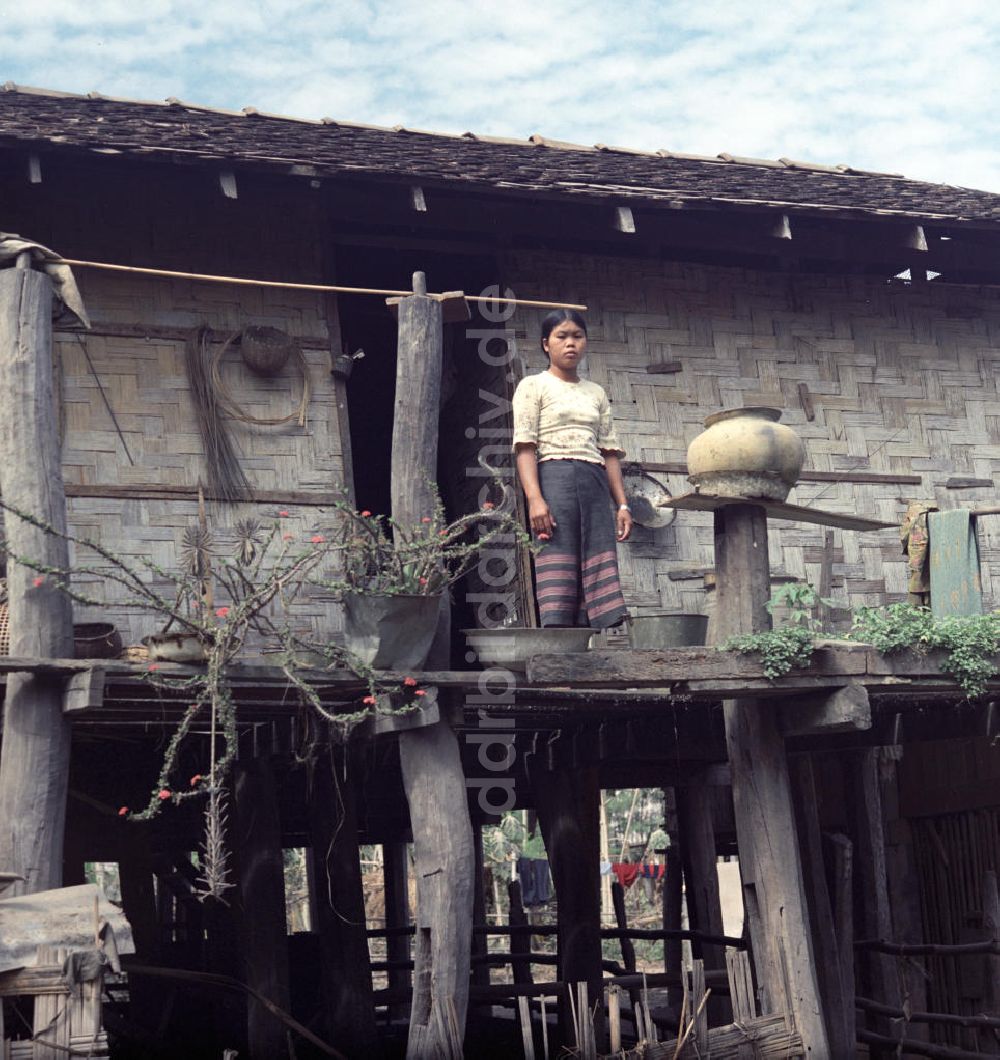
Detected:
left=512, top=310, right=632, bottom=628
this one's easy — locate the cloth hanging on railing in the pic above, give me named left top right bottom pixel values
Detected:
left=516, top=857, right=551, bottom=907
left=928, top=509, right=983, bottom=618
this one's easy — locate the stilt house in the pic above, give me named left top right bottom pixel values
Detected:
left=0, top=84, right=998, bottom=1059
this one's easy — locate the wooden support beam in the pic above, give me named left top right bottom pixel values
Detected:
left=843, top=749, right=902, bottom=1050
left=307, top=745, right=376, bottom=1055
left=771, top=213, right=792, bottom=240
left=62, top=667, right=106, bottom=714
left=675, top=776, right=730, bottom=1022
left=790, top=757, right=855, bottom=1055
left=614, top=205, right=636, bottom=233
left=0, top=265, right=74, bottom=895
left=778, top=681, right=871, bottom=736
left=712, top=504, right=830, bottom=1055
left=528, top=760, right=603, bottom=1042
left=507, top=879, right=534, bottom=986
left=470, top=822, right=490, bottom=988
left=218, top=170, right=238, bottom=199
left=393, top=271, right=474, bottom=1059
left=382, top=840, right=412, bottom=1020
left=233, top=751, right=292, bottom=1059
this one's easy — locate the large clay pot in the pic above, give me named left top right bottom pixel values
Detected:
left=342, top=593, right=442, bottom=670
left=687, top=406, right=804, bottom=502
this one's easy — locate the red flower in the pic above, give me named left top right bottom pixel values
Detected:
left=362, top=694, right=377, bottom=705
left=414, top=689, right=427, bottom=697
left=279, top=510, right=289, bottom=518
left=310, top=534, right=324, bottom=544
left=403, top=676, right=418, bottom=688
left=421, top=517, right=432, bottom=524
left=148, top=663, right=160, bottom=672
left=418, top=577, right=428, bottom=586
left=538, top=532, right=551, bottom=541
left=118, top=806, right=129, bottom=817
left=360, top=510, right=372, bottom=517
left=283, top=533, right=293, bottom=541
left=32, top=576, right=44, bottom=588
left=439, top=529, right=448, bottom=537
left=482, top=501, right=495, bottom=510
left=190, top=774, right=202, bottom=787
left=215, top=606, right=230, bottom=618
left=157, top=789, right=171, bottom=801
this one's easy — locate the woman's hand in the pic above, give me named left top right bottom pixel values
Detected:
left=528, top=497, right=558, bottom=539
left=616, top=506, right=633, bottom=542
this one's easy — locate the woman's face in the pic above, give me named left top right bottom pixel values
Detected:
left=543, top=320, right=587, bottom=372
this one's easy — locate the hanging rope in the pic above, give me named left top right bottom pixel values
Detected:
left=210, top=331, right=311, bottom=429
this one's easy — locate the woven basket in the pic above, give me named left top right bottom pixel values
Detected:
left=240, top=326, right=296, bottom=376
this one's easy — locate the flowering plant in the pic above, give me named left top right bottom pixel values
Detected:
left=329, top=487, right=532, bottom=596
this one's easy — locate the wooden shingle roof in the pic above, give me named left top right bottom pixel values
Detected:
left=3, top=84, right=999, bottom=226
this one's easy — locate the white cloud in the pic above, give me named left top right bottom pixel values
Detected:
left=3, top=0, right=999, bottom=191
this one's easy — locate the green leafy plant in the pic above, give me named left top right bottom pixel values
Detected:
left=721, top=623, right=816, bottom=679
left=850, top=604, right=1000, bottom=698
left=766, top=581, right=834, bottom=628
left=720, top=581, right=832, bottom=679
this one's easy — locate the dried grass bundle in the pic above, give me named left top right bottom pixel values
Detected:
left=185, top=326, right=251, bottom=502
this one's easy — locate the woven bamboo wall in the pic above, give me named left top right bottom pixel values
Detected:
left=55, top=269, right=346, bottom=645
left=505, top=250, right=1000, bottom=618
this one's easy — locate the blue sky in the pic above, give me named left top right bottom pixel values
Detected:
left=3, top=0, right=999, bottom=192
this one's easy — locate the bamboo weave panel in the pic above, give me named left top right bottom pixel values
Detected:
left=506, top=250, right=1000, bottom=618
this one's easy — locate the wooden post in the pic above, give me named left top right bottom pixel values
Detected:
left=307, top=744, right=376, bottom=1055
left=662, top=790, right=683, bottom=997
left=676, top=777, right=731, bottom=1023
left=0, top=264, right=74, bottom=894
left=843, top=748, right=902, bottom=1051
left=393, top=271, right=474, bottom=1059
left=790, top=755, right=854, bottom=1055
left=507, top=879, right=534, bottom=986
left=471, top=821, right=490, bottom=988
left=712, top=504, right=830, bottom=1055
left=233, top=751, right=292, bottom=1059
left=383, top=840, right=412, bottom=1021
left=528, top=759, right=603, bottom=1043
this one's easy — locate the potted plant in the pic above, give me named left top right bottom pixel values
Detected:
left=322, top=487, right=533, bottom=669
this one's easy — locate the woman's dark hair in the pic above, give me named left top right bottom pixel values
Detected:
left=540, top=310, right=587, bottom=356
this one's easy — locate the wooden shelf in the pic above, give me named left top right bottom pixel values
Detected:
left=658, top=491, right=897, bottom=531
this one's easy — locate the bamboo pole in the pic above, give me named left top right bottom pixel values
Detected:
left=54, top=257, right=586, bottom=310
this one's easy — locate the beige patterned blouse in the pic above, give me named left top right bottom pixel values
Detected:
left=512, top=371, right=625, bottom=465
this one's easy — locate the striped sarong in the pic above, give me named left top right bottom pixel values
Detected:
left=533, top=459, right=627, bottom=629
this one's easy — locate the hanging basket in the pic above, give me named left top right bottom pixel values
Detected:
left=239, top=326, right=297, bottom=376
left=342, top=593, right=442, bottom=670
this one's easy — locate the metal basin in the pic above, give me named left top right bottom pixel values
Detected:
left=462, top=627, right=593, bottom=672
left=629, top=614, right=708, bottom=649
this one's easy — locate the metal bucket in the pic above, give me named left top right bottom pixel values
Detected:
left=629, top=614, right=708, bottom=649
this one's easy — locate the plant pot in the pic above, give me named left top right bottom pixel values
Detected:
left=342, top=593, right=442, bottom=670
left=142, top=630, right=210, bottom=664
left=629, top=614, right=708, bottom=649
left=687, top=406, right=805, bottom=502
left=73, top=622, right=124, bottom=659
left=462, top=626, right=593, bottom=672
